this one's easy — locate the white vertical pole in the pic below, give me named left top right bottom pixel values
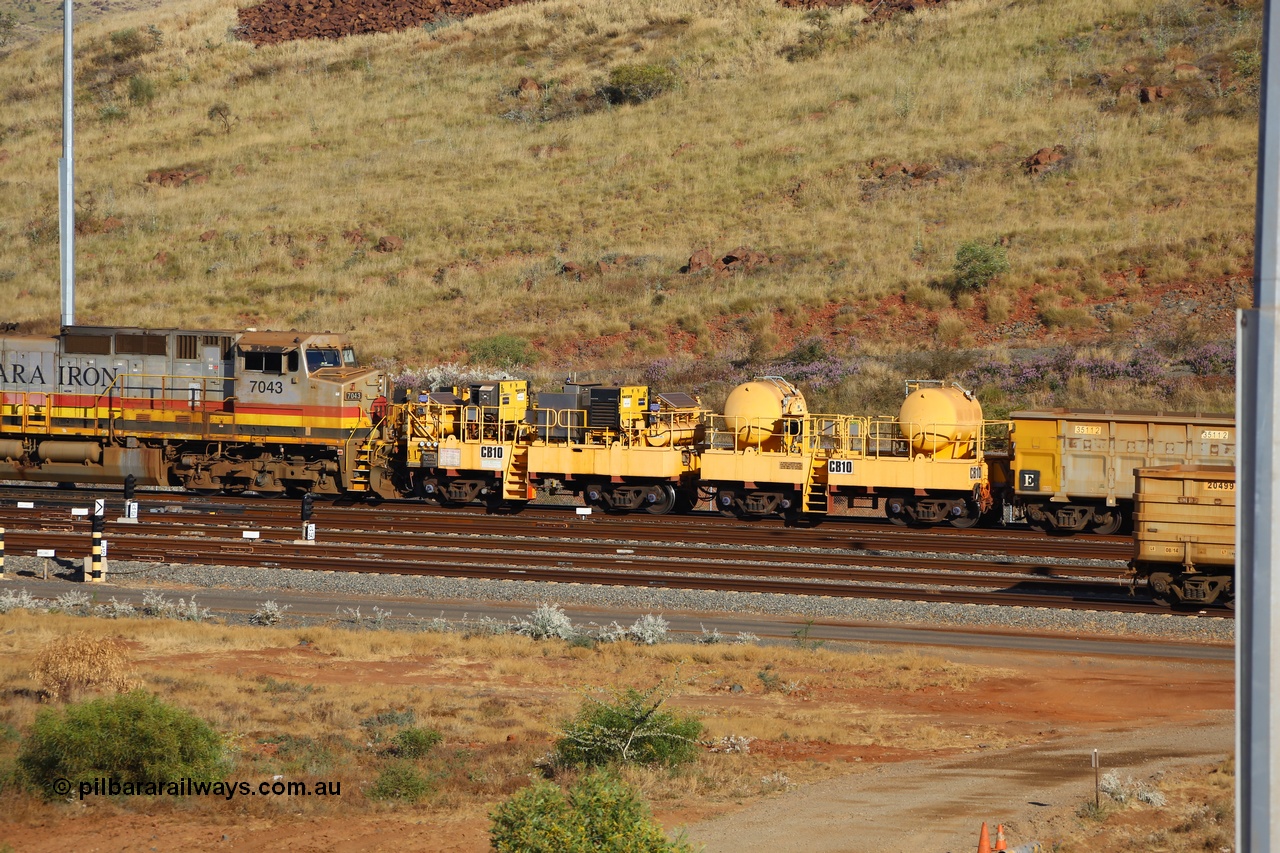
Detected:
left=1238, top=1, right=1280, bottom=848
left=58, top=0, right=75, bottom=328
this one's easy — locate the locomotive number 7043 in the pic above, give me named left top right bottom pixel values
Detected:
left=249, top=380, right=284, bottom=394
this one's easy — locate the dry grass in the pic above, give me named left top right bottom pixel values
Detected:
left=0, top=610, right=1010, bottom=821
left=29, top=632, right=141, bottom=701
left=0, top=0, right=1259, bottom=372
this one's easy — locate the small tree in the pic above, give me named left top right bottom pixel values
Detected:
left=555, top=682, right=703, bottom=768
left=952, top=240, right=1010, bottom=292
left=207, top=102, right=234, bottom=134
left=490, top=771, right=692, bottom=853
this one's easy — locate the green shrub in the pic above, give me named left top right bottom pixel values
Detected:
left=391, top=727, right=442, bottom=759
left=782, top=10, right=838, bottom=62
left=107, top=25, right=162, bottom=62
left=128, top=75, right=157, bottom=106
left=366, top=760, right=431, bottom=802
left=490, top=771, right=692, bottom=853
left=18, top=691, right=224, bottom=796
left=554, top=684, right=703, bottom=768
left=604, top=64, right=680, bottom=105
left=952, top=240, right=1010, bottom=292
left=0, top=12, right=16, bottom=48
left=469, top=333, right=534, bottom=368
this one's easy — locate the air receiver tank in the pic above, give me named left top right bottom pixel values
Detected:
left=722, top=377, right=808, bottom=451
left=898, top=384, right=982, bottom=459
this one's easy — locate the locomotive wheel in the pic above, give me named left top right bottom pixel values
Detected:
left=645, top=484, right=679, bottom=515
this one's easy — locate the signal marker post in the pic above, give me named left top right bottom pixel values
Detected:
left=297, top=493, right=316, bottom=544
left=0, top=527, right=6, bottom=580
left=119, top=473, right=139, bottom=523
left=89, top=498, right=106, bottom=583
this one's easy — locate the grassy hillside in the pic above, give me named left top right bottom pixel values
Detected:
left=0, top=0, right=1259, bottom=410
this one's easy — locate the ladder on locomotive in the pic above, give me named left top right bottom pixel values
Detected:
left=347, top=441, right=373, bottom=492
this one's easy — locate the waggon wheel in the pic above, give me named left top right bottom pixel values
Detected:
left=644, top=484, right=678, bottom=515
left=948, top=500, right=982, bottom=529
left=1148, top=572, right=1175, bottom=607
left=884, top=499, right=909, bottom=527
left=1090, top=509, right=1123, bottom=536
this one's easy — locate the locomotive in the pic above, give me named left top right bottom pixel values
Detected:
left=0, top=325, right=394, bottom=497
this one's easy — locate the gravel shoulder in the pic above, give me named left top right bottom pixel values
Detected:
left=685, top=718, right=1234, bottom=853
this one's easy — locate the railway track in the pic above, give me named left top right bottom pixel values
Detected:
left=0, top=486, right=1220, bottom=618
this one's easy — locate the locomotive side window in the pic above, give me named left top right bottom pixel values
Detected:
left=342, top=347, right=357, bottom=367
left=243, top=351, right=299, bottom=374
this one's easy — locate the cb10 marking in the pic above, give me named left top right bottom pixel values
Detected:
left=828, top=460, right=853, bottom=476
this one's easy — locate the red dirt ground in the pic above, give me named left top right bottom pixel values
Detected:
left=0, top=643, right=1234, bottom=852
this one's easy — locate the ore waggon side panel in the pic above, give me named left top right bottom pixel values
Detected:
left=1131, top=464, right=1235, bottom=606
left=1010, top=409, right=1235, bottom=534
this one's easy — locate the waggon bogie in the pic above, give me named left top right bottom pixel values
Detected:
left=1023, top=501, right=1124, bottom=535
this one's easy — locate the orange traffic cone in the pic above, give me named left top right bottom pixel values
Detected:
left=977, top=822, right=991, bottom=853
left=994, top=824, right=1007, bottom=852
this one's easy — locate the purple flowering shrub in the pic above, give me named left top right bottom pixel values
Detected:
left=963, top=348, right=1173, bottom=396
left=1180, top=342, right=1235, bottom=377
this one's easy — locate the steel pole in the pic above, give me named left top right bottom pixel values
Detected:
left=58, top=0, right=75, bottom=328
left=1238, top=1, right=1280, bottom=849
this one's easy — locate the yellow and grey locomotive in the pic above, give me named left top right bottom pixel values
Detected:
left=0, top=326, right=394, bottom=497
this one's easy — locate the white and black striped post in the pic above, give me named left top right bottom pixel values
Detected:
left=0, top=526, right=6, bottom=580
left=89, top=498, right=106, bottom=583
